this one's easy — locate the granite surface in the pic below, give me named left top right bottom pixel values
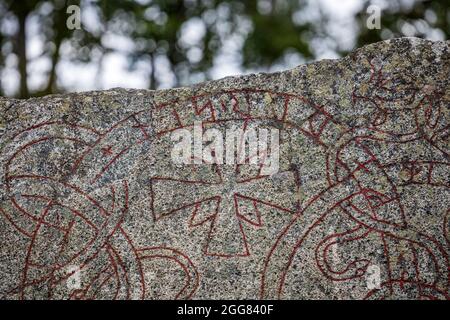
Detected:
left=0, top=37, right=449, bottom=300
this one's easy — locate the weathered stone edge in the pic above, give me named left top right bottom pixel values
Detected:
left=0, top=37, right=448, bottom=108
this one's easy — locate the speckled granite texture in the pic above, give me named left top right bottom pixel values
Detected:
left=0, top=38, right=449, bottom=300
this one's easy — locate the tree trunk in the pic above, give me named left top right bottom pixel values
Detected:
left=44, top=35, right=62, bottom=95
left=149, top=54, right=156, bottom=90
left=43, top=7, right=67, bottom=96
left=17, top=12, right=28, bottom=99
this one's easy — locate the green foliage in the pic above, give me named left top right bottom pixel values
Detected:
left=0, top=0, right=448, bottom=98
left=354, top=0, right=449, bottom=54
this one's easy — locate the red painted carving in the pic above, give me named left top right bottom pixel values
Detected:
left=1, top=63, right=448, bottom=299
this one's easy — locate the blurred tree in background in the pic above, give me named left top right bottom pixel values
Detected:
left=0, top=0, right=448, bottom=98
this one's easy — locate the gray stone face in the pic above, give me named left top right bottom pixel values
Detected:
left=0, top=38, right=449, bottom=300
